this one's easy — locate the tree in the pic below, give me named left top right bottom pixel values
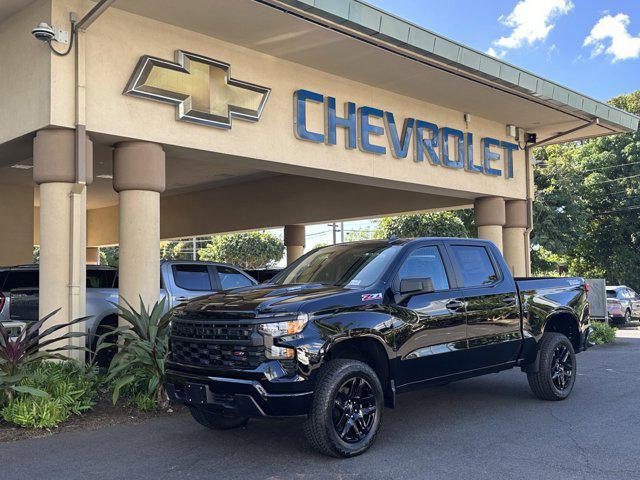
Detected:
left=531, top=90, right=640, bottom=288
left=374, top=211, right=468, bottom=239
left=99, top=246, right=119, bottom=267
left=198, top=232, right=284, bottom=269
left=160, top=240, right=190, bottom=260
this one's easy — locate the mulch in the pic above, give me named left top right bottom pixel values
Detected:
left=0, top=393, right=186, bottom=443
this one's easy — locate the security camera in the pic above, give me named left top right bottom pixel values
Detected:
left=31, top=22, right=56, bottom=42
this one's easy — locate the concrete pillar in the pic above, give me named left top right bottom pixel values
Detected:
left=503, top=200, right=528, bottom=277
left=0, top=185, right=34, bottom=265
left=33, top=129, right=92, bottom=360
left=113, top=142, right=165, bottom=314
left=86, top=247, right=100, bottom=265
left=474, top=196, right=505, bottom=253
left=284, top=224, right=305, bottom=265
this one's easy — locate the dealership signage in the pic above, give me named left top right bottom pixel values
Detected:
left=293, top=89, right=518, bottom=178
left=124, top=50, right=270, bottom=129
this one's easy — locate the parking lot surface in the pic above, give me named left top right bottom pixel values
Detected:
left=2, top=331, right=640, bottom=480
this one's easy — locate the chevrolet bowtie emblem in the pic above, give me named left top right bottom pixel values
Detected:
left=124, top=50, right=270, bottom=129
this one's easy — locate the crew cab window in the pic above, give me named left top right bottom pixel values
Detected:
left=172, top=265, right=212, bottom=291
left=606, top=290, right=617, bottom=298
left=397, top=246, right=449, bottom=291
left=86, top=269, right=117, bottom=288
left=450, top=246, right=498, bottom=287
left=217, top=266, right=253, bottom=290
left=2, top=270, right=39, bottom=291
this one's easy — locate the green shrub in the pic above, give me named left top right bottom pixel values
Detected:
left=99, top=298, right=172, bottom=409
left=590, top=321, right=617, bottom=345
left=2, top=396, right=68, bottom=428
left=132, top=392, right=157, bottom=412
left=1, top=361, right=101, bottom=429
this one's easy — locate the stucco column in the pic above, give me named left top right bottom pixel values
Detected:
left=113, top=142, right=165, bottom=315
left=0, top=185, right=34, bottom=265
left=284, top=224, right=305, bottom=265
left=503, top=200, right=528, bottom=277
left=33, top=129, right=92, bottom=360
left=474, top=196, right=506, bottom=253
left=86, top=247, right=100, bottom=265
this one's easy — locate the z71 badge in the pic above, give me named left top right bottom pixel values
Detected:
left=361, top=293, right=383, bottom=301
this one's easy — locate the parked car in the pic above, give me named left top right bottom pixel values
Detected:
left=0, top=261, right=257, bottom=366
left=607, top=285, right=640, bottom=325
left=165, top=238, right=591, bottom=457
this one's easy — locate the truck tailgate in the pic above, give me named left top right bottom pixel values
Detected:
left=9, top=288, right=39, bottom=322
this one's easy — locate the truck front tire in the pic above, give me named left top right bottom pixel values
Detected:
left=303, top=359, right=384, bottom=458
left=188, top=407, right=249, bottom=430
left=527, top=332, right=576, bottom=401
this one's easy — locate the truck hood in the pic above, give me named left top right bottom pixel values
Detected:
left=180, top=283, right=356, bottom=316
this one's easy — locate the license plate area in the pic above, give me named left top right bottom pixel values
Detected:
left=183, top=382, right=209, bottom=405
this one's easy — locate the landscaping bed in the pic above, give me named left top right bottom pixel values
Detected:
left=0, top=392, right=185, bottom=443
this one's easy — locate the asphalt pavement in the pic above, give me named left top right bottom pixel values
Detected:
left=2, top=331, right=640, bottom=480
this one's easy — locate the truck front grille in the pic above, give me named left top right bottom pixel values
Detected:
left=171, top=321, right=253, bottom=342
left=171, top=340, right=266, bottom=369
left=170, top=319, right=263, bottom=369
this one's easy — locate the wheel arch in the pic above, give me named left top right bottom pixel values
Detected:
left=543, top=311, right=581, bottom=351
left=324, top=335, right=394, bottom=407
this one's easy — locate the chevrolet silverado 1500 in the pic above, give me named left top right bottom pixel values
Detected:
left=166, top=238, right=591, bottom=457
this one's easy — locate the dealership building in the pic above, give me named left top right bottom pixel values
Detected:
left=1, top=0, right=638, bottom=349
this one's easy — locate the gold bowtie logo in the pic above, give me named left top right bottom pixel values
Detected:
left=124, top=50, right=270, bottom=129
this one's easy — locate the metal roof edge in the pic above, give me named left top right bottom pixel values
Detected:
left=271, top=0, right=640, bottom=133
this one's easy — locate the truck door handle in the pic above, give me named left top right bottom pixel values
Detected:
left=446, top=300, right=465, bottom=311
left=502, top=296, right=517, bottom=305
left=174, top=296, right=189, bottom=302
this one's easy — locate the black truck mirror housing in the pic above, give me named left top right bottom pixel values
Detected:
left=399, top=277, right=435, bottom=296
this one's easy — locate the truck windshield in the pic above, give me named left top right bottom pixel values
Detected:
left=271, top=243, right=401, bottom=287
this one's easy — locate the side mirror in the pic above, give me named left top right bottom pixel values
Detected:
left=398, top=277, right=435, bottom=303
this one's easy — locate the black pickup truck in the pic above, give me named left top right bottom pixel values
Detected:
left=166, top=238, right=592, bottom=457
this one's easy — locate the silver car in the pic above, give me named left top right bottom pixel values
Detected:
left=606, top=285, right=640, bottom=325
left=0, top=261, right=257, bottom=366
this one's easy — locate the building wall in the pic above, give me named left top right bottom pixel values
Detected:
left=0, top=0, right=52, bottom=145
left=86, top=175, right=471, bottom=246
left=50, top=0, right=527, bottom=201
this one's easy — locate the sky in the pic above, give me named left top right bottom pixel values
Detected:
left=266, top=1, right=640, bottom=257
left=367, top=0, right=640, bottom=101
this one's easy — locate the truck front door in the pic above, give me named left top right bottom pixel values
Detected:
left=393, top=244, right=468, bottom=388
left=447, top=243, right=521, bottom=368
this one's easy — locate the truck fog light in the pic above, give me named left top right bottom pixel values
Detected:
left=267, top=346, right=295, bottom=360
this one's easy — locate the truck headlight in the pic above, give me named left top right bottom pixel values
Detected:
left=258, top=313, right=308, bottom=337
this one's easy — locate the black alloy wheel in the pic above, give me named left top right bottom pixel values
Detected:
left=332, top=376, right=377, bottom=443
left=527, top=332, right=577, bottom=401
left=303, top=359, right=384, bottom=457
left=550, top=343, right=574, bottom=391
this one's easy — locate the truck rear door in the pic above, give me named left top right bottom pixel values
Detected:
left=446, top=242, right=522, bottom=368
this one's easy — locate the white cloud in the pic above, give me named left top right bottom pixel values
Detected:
left=486, top=47, right=506, bottom=59
left=493, top=0, right=574, bottom=50
left=584, top=13, right=640, bottom=62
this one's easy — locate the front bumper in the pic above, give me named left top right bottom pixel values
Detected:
left=165, top=363, right=314, bottom=417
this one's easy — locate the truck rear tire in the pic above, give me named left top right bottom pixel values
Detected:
left=527, top=332, right=576, bottom=401
left=303, top=359, right=383, bottom=458
left=188, top=407, right=249, bottom=430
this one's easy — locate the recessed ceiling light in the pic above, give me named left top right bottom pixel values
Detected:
left=10, top=164, right=33, bottom=169
left=96, top=174, right=113, bottom=179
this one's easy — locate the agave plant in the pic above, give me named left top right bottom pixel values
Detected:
left=0, top=309, right=90, bottom=404
left=97, top=297, right=172, bottom=408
